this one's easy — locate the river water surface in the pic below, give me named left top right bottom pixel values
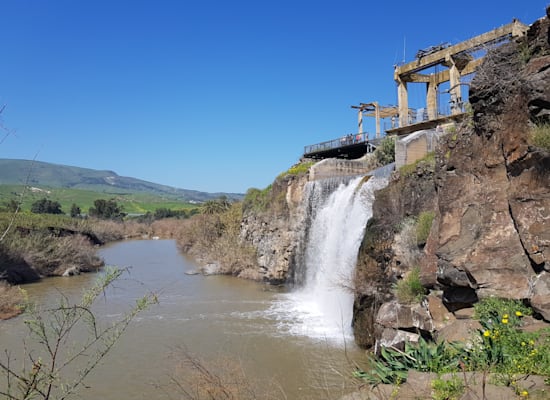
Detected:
left=1, top=239, right=366, bottom=399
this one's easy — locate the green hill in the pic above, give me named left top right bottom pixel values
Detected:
left=0, top=159, right=243, bottom=213
left=0, top=159, right=242, bottom=201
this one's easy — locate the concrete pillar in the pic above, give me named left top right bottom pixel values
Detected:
left=357, top=109, right=363, bottom=134
left=448, top=57, right=462, bottom=115
left=375, top=103, right=381, bottom=138
left=427, top=75, right=438, bottom=120
left=397, top=79, right=408, bottom=127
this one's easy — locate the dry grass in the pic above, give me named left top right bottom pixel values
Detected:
left=1, top=230, right=103, bottom=278
left=0, top=282, right=24, bottom=319
left=167, top=347, right=286, bottom=400
left=150, top=218, right=184, bottom=238
left=175, top=204, right=259, bottom=277
left=84, top=218, right=149, bottom=242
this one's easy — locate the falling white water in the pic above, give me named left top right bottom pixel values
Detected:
left=269, top=171, right=390, bottom=343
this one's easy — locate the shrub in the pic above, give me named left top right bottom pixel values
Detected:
left=242, top=186, right=272, bottom=213
left=531, top=122, right=550, bottom=151
left=416, top=211, right=435, bottom=246
left=374, top=136, right=396, bottom=165
left=393, top=267, right=426, bottom=304
left=31, top=198, right=63, bottom=215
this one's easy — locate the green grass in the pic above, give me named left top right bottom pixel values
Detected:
left=531, top=122, right=550, bottom=151
left=0, top=184, right=197, bottom=215
left=399, top=151, right=435, bottom=177
left=416, top=211, right=435, bottom=246
left=393, top=267, right=426, bottom=304
left=278, top=161, right=315, bottom=179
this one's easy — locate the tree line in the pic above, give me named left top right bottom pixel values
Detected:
left=1, top=197, right=200, bottom=221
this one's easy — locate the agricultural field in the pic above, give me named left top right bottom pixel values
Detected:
left=0, top=184, right=199, bottom=215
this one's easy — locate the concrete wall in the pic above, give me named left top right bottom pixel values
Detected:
left=395, top=127, right=447, bottom=169
left=309, top=158, right=373, bottom=181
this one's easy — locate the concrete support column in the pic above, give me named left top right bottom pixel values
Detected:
left=397, top=79, right=408, bottom=127
left=375, top=103, right=381, bottom=138
left=427, top=75, right=438, bottom=120
left=357, top=109, right=363, bottom=134
left=448, top=57, right=462, bottom=115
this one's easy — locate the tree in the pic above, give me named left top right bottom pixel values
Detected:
left=201, top=196, right=232, bottom=215
left=88, top=199, right=125, bottom=221
left=30, top=198, right=63, bottom=215
left=0, top=267, right=157, bottom=400
left=69, top=203, right=81, bottom=218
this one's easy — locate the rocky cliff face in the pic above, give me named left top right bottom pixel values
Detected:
left=240, top=173, right=310, bottom=284
left=240, top=156, right=378, bottom=285
left=353, top=9, right=550, bottom=348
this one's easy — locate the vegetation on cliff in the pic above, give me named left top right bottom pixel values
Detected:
left=350, top=7, right=550, bottom=399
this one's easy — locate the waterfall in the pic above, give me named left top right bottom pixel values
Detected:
left=270, top=168, right=391, bottom=343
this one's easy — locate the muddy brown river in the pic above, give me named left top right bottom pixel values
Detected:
left=0, top=239, right=366, bottom=399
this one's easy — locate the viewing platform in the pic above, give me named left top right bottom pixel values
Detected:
left=303, top=133, right=381, bottom=160
left=302, top=20, right=528, bottom=162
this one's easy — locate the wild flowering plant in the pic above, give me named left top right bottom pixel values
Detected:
left=466, top=298, right=550, bottom=377
left=355, top=297, right=550, bottom=387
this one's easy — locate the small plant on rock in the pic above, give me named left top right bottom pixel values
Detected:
left=466, top=297, right=550, bottom=377
left=394, top=267, right=426, bottom=304
left=416, top=211, right=435, bottom=246
left=531, top=122, right=550, bottom=151
left=432, top=375, right=464, bottom=400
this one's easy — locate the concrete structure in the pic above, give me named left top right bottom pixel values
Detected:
left=303, top=19, right=529, bottom=167
left=351, top=102, right=399, bottom=138
left=308, top=158, right=373, bottom=181
left=303, top=135, right=381, bottom=160
left=392, top=19, right=528, bottom=134
left=395, top=128, right=446, bottom=169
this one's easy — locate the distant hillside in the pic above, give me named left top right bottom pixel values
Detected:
left=0, top=159, right=243, bottom=202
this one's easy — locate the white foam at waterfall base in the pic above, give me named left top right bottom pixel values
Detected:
left=267, top=174, right=389, bottom=344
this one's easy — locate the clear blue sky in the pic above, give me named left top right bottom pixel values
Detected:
left=0, top=1, right=547, bottom=193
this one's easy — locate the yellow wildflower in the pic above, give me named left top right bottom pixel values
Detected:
left=520, top=389, right=529, bottom=397
left=502, top=318, right=509, bottom=324
left=515, top=311, right=523, bottom=317
left=521, top=341, right=526, bottom=346
left=503, top=314, right=509, bottom=319
left=483, top=330, right=491, bottom=337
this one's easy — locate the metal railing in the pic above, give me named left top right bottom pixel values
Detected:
left=304, top=133, right=371, bottom=156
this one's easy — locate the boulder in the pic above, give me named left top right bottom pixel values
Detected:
left=374, top=328, right=419, bottom=354
left=426, top=294, right=455, bottom=330
left=376, top=300, right=434, bottom=332
left=436, top=319, right=483, bottom=346
left=531, top=271, right=550, bottom=320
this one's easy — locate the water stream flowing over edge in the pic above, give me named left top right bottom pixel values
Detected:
left=269, top=171, right=390, bottom=344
